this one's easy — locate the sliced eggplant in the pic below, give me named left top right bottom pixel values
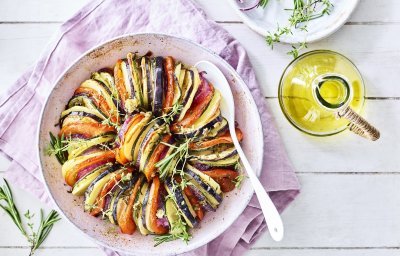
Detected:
left=71, top=163, right=110, bottom=196
left=61, top=106, right=106, bottom=124
left=131, top=119, right=160, bottom=163
left=83, top=165, right=120, bottom=212
left=174, top=111, right=222, bottom=141
left=164, top=178, right=198, bottom=228
left=121, top=112, right=152, bottom=162
left=80, top=79, right=118, bottom=116
left=184, top=165, right=222, bottom=208
left=141, top=183, right=151, bottom=232
left=137, top=125, right=166, bottom=172
left=151, top=56, right=164, bottom=116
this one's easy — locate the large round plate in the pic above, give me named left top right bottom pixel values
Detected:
left=38, top=34, right=264, bottom=255
left=228, top=0, right=359, bottom=43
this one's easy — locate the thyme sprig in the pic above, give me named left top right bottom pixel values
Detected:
left=0, top=179, right=61, bottom=255
left=242, top=0, right=333, bottom=58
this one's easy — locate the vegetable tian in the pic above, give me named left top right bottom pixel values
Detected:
left=47, top=52, right=245, bottom=246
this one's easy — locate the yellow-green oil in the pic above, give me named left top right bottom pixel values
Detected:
left=279, top=50, right=365, bottom=136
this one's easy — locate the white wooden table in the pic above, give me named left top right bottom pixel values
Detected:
left=1, top=0, right=399, bottom=255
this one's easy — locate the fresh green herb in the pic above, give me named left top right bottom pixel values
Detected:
left=234, top=174, right=247, bottom=189
left=46, top=132, right=68, bottom=164
left=151, top=103, right=183, bottom=125
left=155, top=138, right=192, bottom=181
left=245, top=0, right=333, bottom=58
left=0, top=179, right=61, bottom=255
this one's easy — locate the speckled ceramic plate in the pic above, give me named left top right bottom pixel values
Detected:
left=37, top=34, right=264, bottom=255
left=228, top=0, right=359, bottom=43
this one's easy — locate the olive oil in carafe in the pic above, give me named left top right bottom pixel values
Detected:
left=279, top=50, right=365, bottom=135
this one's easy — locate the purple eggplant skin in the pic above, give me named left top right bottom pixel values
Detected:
left=180, top=70, right=194, bottom=108
left=111, top=172, right=140, bottom=224
left=151, top=56, right=164, bottom=116
left=84, top=164, right=120, bottom=204
left=173, top=115, right=223, bottom=141
left=184, top=167, right=222, bottom=203
left=165, top=178, right=198, bottom=227
left=60, top=111, right=104, bottom=126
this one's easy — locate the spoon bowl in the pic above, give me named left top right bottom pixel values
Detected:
left=195, top=60, right=285, bottom=242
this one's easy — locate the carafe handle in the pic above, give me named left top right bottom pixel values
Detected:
left=337, top=107, right=380, bottom=141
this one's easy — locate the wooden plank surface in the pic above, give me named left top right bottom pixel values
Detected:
left=0, top=0, right=399, bottom=255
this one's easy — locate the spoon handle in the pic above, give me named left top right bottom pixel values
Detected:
left=231, top=131, right=284, bottom=242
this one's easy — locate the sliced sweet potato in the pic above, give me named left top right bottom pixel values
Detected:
left=171, top=77, right=214, bottom=131
left=201, top=169, right=239, bottom=193
left=148, top=177, right=169, bottom=235
left=163, top=56, right=175, bottom=113
left=114, top=59, right=129, bottom=109
left=64, top=150, right=115, bottom=186
left=189, top=128, right=243, bottom=150
left=183, top=186, right=204, bottom=221
left=118, top=175, right=144, bottom=234
left=59, top=122, right=115, bottom=139
left=142, top=134, right=172, bottom=181
left=74, top=86, right=118, bottom=124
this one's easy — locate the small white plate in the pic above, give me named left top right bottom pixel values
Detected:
left=228, top=0, right=359, bottom=43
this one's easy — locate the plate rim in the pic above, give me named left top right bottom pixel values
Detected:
left=227, top=0, right=360, bottom=43
left=37, top=32, right=264, bottom=255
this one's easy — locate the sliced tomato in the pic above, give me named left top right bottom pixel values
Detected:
left=114, top=60, right=129, bottom=109
left=74, top=86, right=118, bottom=124
left=60, top=122, right=115, bottom=139
left=201, top=169, right=239, bottom=193
left=143, top=134, right=172, bottom=181
left=163, top=56, right=175, bottom=113
left=148, top=177, right=169, bottom=235
left=171, top=77, right=214, bottom=131
left=118, top=175, right=144, bottom=234
left=189, top=128, right=243, bottom=150
left=183, top=186, right=204, bottom=221
left=64, top=151, right=115, bottom=186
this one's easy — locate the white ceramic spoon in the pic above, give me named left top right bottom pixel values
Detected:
left=195, top=61, right=284, bottom=242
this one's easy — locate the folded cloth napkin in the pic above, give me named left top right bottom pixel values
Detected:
left=0, top=0, right=300, bottom=255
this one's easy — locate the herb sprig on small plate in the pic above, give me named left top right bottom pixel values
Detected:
left=0, top=179, right=61, bottom=256
left=240, top=0, right=333, bottom=58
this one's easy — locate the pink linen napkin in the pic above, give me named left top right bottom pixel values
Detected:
left=0, top=0, right=300, bottom=255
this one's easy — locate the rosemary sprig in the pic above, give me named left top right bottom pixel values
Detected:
left=0, top=179, right=61, bottom=255
left=46, top=132, right=68, bottom=164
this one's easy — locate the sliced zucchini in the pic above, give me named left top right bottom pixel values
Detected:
left=138, top=126, right=166, bottom=172
left=141, top=57, right=152, bottom=110
left=191, top=154, right=240, bottom=168
left=71, top=163, right=110, bottom=196
left=61, top=106, right=106, bottom=123
left=84, top=166, right=121, bottom=212
left=164, top=179, right=197, bottom=228
left=68, top=134, right=115, bottom=159
left=133, top=182, right=150, bottom=235
left=178, top=68, right=200, bottom=121
left=61, top=151, right=105, bottom=178
left=127, top=53, right=143, bottom=107
left=186, top=164, right=221, bottom=194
